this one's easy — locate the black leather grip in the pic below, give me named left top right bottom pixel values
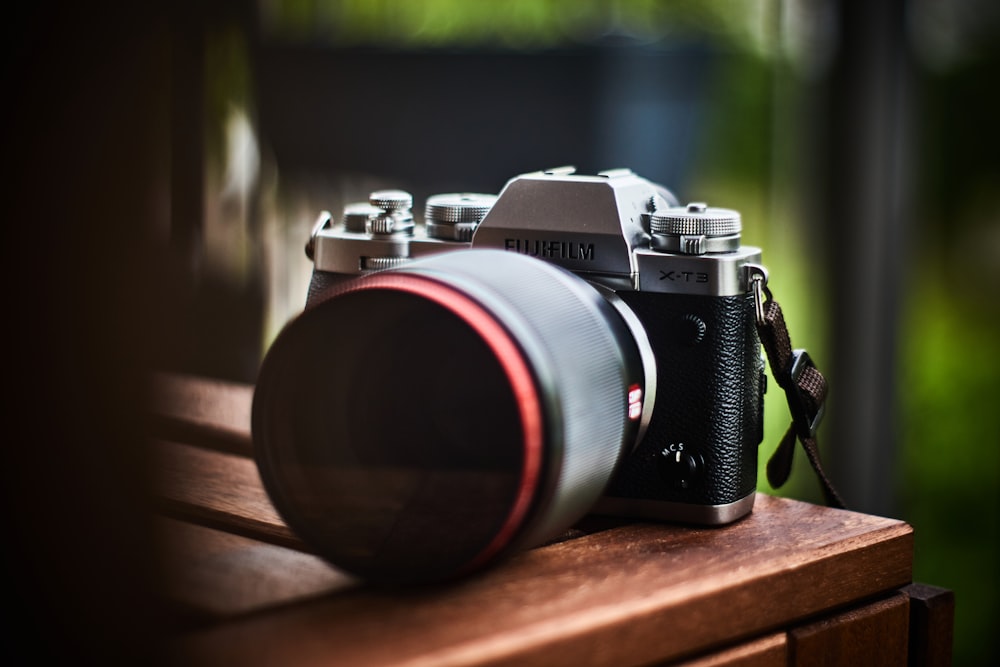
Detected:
left=605, top=290, right=764, bottom=506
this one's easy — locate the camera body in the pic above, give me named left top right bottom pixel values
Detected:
left=304, top=167, right=766, bottom=526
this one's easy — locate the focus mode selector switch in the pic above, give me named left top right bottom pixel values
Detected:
left=657, top=449, right=705, bottom=489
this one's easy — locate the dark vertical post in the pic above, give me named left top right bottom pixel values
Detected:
left=3, top=3, right=172, bottom=663
left=903, top=583, right=955, bottom=667
left=820, top=0, right=915, bottom=515
left=171, top=1, right=205, bottom=270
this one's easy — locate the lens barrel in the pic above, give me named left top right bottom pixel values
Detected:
left=252, top=250, right=651, bottom=583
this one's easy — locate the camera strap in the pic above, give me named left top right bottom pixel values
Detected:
left=747, top=266, right=846, bottom=509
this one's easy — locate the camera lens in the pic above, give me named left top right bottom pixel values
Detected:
left=252, top=250, right=652, bottom=584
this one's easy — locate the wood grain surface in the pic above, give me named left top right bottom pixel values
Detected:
left=150, top=374, right=918, bottom=667
left=150, top=373, right=254, bottom=456
left=787, top=592, right=911, bottom=666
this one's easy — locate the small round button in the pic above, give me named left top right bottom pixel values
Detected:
left=657, top=449, right=704, bottom=489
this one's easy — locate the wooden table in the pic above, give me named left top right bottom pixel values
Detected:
left=150, top=374, right=953, bottom=667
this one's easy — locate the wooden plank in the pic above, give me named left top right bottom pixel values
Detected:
left=153, top=440, right=301, bottom=550
left=169, top=494, right=912, bottom=667
left=902, top=583, right=954, bottom=667
left=674, top=633, right=786, bottom=667
left=152, top=374, right=918, bottom=666
left=150, top=373, right=253, bottom=456
left=157, top=518, right=354, bottom=624
left=788, top=591, right=910, bottom=666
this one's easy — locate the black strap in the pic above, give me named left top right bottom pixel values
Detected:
left=753, top=283, right=846, bottom=509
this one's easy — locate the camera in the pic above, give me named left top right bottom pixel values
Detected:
left=252, top=167, right=767, bottom=584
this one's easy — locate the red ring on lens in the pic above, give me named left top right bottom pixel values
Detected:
left=338, top=273, right=544, bottom=570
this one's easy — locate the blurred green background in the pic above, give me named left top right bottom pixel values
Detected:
left=175, top=1, right=1000, bottom=664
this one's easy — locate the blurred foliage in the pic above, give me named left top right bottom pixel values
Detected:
left=259, top=0, right=780, bottom=54
left=204, top=24, right=254, bottom=167
left=899, top=275, right=1000, bottom=666
left=900, top=44, right=1000, bottom=666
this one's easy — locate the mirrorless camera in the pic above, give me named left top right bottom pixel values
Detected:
left=252, top=167, right=768, bottom=584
